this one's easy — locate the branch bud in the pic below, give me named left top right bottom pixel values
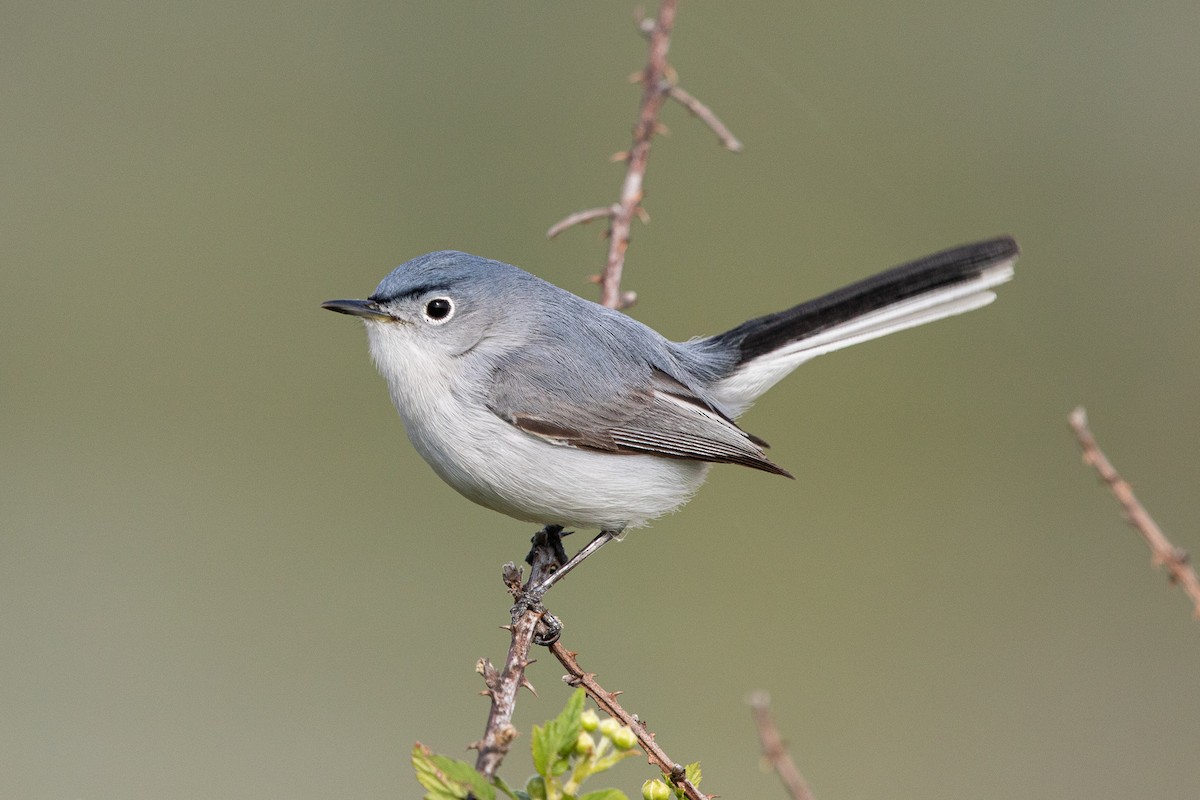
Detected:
left=642, top=778, right=671, bottom=800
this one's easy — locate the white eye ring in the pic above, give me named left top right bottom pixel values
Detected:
left=422, top=296, right=455, bottom=325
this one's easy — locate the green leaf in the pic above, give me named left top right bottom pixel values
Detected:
left=531, top=689, right=588, bottom=777
left=412, top=743, right=495, bottom=800
left=578, top=790, right=628, bottom=800
left=550, top=688, right=586, bottom=758
left=530, top=722, right=553, bottom=777
left=492, top=775, right=527, bottom=800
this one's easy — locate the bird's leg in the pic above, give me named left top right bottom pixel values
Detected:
left=518, top=527, right=621, bottom=645
left=528, top=529, right=620, bottom=599
left=516, top=526, right=568, bottom=645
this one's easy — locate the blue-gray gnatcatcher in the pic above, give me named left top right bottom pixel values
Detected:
left=323, top=237, right=1016, bottom=578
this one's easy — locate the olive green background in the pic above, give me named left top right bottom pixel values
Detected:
left=4, top=2, right=1199, bottom=798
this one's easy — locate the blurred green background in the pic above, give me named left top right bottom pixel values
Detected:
left=4, top=2, right=1199, bottom=798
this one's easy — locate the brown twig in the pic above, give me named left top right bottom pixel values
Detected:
left=546, top=205, right=620, bottom=240
left=547, top=0, right=740, bottom=310
left=748, top=691, right=816, bottom=800
left=667, top=84, right=744, bottom=152
left=597, top=0, right=676, bottom=309
left=471, top=530, right=565, bottom=778
left=548, top=640, right=711, bottom=800
left=1068, top=406, right=1200, bottom=617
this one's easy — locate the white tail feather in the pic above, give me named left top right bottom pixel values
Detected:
left=713, top=259, right=1014, bottom=416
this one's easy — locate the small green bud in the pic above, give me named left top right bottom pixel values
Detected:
left=597, top=717, right=620, bottom=740
left=612, top=724, right=638, bottom=751
left=642, top=778, right=671, bottom=800
left=580, top=708, right=600, bottom=732
left=525, top=775, right=547, bottom=800
left=574, top=731, right=596, bottom=755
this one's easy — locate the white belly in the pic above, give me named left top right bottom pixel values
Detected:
left=402, top=396, right=710, bottom=530
left=369, top=325, right=709, bottom=530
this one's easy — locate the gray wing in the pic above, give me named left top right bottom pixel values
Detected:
left=486, top=355, right=793, bottom=477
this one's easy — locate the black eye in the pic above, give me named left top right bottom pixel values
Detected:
left=423, top=297, right=454, bottom=323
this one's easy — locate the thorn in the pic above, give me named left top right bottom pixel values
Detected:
left=521, top=677, right=539, bottom=697
left=610, top=151, right=629, bottom=163
left=587, top=274, right=602, bottom=284
left=634, top=206, right=650, bottom=224
left=627, top=70, right=643, bottom=83
left=467, top=739, right=482, bottom=751
left=655, top=122, right=671, bottom=137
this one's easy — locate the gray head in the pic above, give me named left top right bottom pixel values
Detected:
left=321, top=250, right=554, bottom=361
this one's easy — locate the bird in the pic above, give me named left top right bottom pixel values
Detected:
left=323, top=237, right=1017, bottom=584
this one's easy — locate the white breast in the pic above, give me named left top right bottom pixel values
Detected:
left=367, top=321, right=708, bottom=531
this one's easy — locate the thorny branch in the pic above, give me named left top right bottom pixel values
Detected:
left=748, top=691, right=816, bottom=800
left=547, top=0, right=741, bottom=309
left=471, top=529, right=564, bottom=778
left=1068, top=407, right=1200, bottom=618
left=472, top=530, right=710, bottom=799
left=549, top=640, right=712, bottom=800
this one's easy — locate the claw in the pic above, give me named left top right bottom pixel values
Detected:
left=534, top=611, right=563, bottom=645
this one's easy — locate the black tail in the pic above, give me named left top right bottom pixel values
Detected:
left=709, top=236, right=1019, bottom=365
